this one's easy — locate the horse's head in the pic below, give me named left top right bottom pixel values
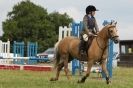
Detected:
left=106, top=21, right=119, bottom=44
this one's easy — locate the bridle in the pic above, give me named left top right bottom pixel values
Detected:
left=108, top=26, right=119, bottom=41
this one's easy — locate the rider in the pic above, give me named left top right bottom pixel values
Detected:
left=80, top=5, right=99, bottom=55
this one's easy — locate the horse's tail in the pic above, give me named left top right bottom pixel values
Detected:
left=54, top=42, right=60, bottom=68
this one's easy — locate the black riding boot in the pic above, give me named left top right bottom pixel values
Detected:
left=79, top=40, right=86, bottom=56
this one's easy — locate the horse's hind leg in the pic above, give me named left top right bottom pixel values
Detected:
left=101, top=60, right=111, bottom=84
left=63, top=56, right=71, bottom=80
left=78, top=60, right=93, bottom=83
left=50, top=62, right=64, bottom=81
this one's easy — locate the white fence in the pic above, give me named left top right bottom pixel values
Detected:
left=0, top=59, right=13, bottom=64
left=0, top=40, right=13, bottom=64
left=58, top=26, right=72, bottom=41
left=0, top=40, right=10, bottom=58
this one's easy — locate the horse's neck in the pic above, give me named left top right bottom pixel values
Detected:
left=97, top=27, right=109, bottom=46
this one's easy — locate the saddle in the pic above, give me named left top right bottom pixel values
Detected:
left=87, top=35, right=95, bottom=50
left=85, top=35, right=95, bottom=54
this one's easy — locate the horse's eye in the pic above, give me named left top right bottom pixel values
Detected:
left=110, top=30, right=113, bottom=33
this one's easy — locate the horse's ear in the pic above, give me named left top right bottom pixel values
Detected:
left=110, top=20, right=115, bottom=25
left=110, top=20, right=117, bottom=26
left=110, top=21, right=113, bottom=25
left=115, top=22, right=117, bottom=25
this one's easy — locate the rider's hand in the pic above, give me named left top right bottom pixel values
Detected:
left=95, top=31, right=99, bottom=35
left=96, top=31, right=99, bottom=34
left=88, top=32, right=93, bottom=35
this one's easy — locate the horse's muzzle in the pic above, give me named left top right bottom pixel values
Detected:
left=112, top=36, right=119, bottom=44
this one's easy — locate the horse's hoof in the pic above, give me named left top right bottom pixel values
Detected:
left=77, top=80, right=85, bottom=83
left=106, top=80, right=111, bottom=84
left=50, top=77, right=58, bottom=81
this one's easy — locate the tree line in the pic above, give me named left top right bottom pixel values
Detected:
left=1, top=0, right=73, bottom=53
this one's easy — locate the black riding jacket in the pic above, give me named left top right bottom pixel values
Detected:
left=82, top=15, right=99, bottom=34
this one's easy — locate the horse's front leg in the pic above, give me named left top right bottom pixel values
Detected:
left=101, top=60, right=111, bottom=84
left=77, top=60, right=93, bottom=83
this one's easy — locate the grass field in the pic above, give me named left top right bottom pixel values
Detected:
left=0, top=67, right=133, bottom=88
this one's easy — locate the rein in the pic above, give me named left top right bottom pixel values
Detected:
left=95, top=30, right=114, bottom=62
left=96, top=36, right=108, bottom=61
left=95, top=28, right=115, bottom=63
left=96, top=35, right=108, bottom=50
left=96, top=27, right=115, bottom=50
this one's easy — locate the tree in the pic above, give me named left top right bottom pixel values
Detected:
left=49, top=12, right=73, bottom=34
left=1, top=0, right=73, bottom=52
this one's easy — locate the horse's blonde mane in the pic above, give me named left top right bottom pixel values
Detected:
left=98, top=24, right=116, bottom=35
left=98, top=25, right=108, bottom=37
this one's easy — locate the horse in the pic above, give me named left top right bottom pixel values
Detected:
left=50, top=21, right=119, bottom=84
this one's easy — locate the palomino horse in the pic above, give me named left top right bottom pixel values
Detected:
left=50, top=22, right=119, bottom=84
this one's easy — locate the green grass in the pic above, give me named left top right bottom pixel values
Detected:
left=0, top=67, right=133, bottom=88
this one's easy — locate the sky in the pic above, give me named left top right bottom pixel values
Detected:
left=0, top=0, right=133, bottom=41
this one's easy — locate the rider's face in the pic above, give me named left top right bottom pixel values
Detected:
left=91, top=11, right=95, bottom=16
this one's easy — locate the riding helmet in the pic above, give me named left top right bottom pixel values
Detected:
left=86, top=5, right=98, bottom=14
